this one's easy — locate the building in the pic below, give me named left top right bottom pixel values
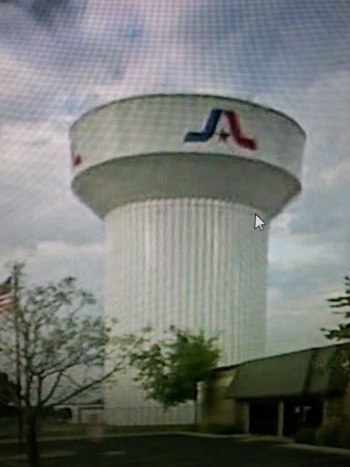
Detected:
left=70, top=94, right=305, bottom=425
left=200, top=343, right=350, bottom=437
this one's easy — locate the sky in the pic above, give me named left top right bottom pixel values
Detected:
left=0, top=0, right=349, bottom=357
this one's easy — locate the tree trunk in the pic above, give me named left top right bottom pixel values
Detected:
left=25, top=408, right=40, bottom=467
left=193, top=383, right=199, bottom=427
left=17, top=407, right=25, bottom=451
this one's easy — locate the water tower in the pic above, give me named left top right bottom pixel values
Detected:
left=70, top=95, right=305, bottom=424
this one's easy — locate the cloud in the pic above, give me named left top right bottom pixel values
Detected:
left=175, top=0, right=350, bottom=93
left=0, top=46, right=58, bottom=122
left=28, top=240, right=104, bottom=287
left=0, top=240, right=105, bottom=312
left=267, top=236, right=348, bottom=356
left=0, top=2, right=141, bottom=121
left=1, top=0, right=349, bottom=124
left=0, top=121, right=104, bottom=253
left=26, top=0, right=81, bottom=24
left=262, top=69, right=350, bottom=354
left=1, top=238, right=103, bottom=273
left=2, top=0, right=85, bottom=25
left=260, top=71, right=350, bottom=244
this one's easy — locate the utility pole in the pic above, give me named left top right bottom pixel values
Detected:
left=12, top=263, right=24, bottom=450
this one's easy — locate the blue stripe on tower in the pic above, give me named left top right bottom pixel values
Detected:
left=184, top=109, right=222, bottom=142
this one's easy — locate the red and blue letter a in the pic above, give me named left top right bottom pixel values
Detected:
left=184, top=109, right=257, bottom=150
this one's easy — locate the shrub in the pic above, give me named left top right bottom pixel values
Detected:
left=315, top=420, right=350, bottom=448
left=294, top=427, right=317, bottom=445
left=337, top=422, right=350, bottom=449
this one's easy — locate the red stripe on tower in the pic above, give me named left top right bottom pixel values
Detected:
left=72, top=154, right=82, bottom=168
left=224, top=111, right=257, bottom=150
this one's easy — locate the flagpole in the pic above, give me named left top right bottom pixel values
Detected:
left=12, top=264, right=24, bottom=450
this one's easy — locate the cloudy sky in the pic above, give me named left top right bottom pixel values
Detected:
left=0, top=0, right=349, bottom=357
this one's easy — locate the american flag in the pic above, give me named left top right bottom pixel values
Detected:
left=0, top=276, right=13, bottom=312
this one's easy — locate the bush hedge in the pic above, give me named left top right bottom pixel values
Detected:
left=315, top=420, right=350, bottom=449
left=294, top=427, right=317, bottom=445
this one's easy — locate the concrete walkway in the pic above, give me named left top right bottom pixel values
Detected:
left=280, top=442, right=350, bottom=457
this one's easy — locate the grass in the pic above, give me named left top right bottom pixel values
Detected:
left=0, top=421, right=195, bottom=440
left=0, top=418, right=241, bottom=442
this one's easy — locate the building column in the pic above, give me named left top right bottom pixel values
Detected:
left=242, top=403, right=250, bottom=434
left=322, top=400, right=328, bottom=424
left=277, top=401, right=284, bottom=437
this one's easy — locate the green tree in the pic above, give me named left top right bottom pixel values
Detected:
left=321, top=275, right=350, bottom=375
left=0, top=262, right=121, bottom=467
left=120, top=325, right=220, bottom=425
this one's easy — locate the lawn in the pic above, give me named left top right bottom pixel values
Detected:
left=0, top=422, right=194, bottom=440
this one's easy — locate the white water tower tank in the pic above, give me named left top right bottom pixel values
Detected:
left=70, top=95, right=305, bottom=424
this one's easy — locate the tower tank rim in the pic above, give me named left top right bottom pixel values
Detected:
left=71, top=151, right=302, bottom=219
left=69, top=93, right=306, bottom=140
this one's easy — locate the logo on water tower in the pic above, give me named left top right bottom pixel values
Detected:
left=184, top=109, right=257, bottom=150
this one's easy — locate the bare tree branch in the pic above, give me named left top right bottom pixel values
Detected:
left=52, top=368, right=120, bottom=407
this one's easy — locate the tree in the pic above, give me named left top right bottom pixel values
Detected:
left=0, top=262, right=122, bottom=467
left=120, top=325, right=220, bottom=425
left=321, top=275, right=350, bottom=375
